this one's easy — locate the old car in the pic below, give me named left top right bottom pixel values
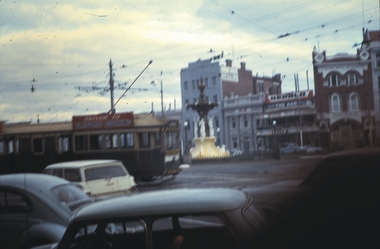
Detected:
left=300, top=144, right=323, bottom=153
left=0, top=173, right=93, bottom=249
left=244, top=148, right=380, bottom=248
left=31, top=188, right=266, bottom=249
left=279, top=143, right=301, bottom=154
left=43, top=160, right=137, bottom=198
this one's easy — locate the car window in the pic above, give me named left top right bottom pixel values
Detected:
left=52, top=168, right=63, bottom=177
left=67, top=220, right=147, bottom=249
left=51, top=184, right=91, bottom=205
left=0, top=189, right=32, bottom=213
left=303, top=159, right=350, bottom=187
left=64, top=169, right=81, bottom=182
left=151, top=215, right=233, bottom=249
left=84, top=165, right=126, bottom=181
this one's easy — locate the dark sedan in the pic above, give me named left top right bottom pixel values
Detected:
left=0, top=174, right=93, bottom=249
left=32, top=188, right=266, bottom=249
left=244, top=148, right=380, bottom=248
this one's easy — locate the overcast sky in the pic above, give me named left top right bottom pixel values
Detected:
left=0, top=0, right=378, bottom=123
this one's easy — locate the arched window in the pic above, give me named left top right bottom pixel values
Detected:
left=328, top=74, right=340, bottom=87
left=346, top=73, right=359, bottom=85
left=329, top=94, right=342, bottom=112
left=347, top=92, right=360, bottom=111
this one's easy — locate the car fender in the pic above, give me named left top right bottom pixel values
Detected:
left=18, top=222, right=66, bottom=248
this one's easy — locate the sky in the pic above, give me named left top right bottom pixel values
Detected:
left=0, top=0, right=379, bottom=123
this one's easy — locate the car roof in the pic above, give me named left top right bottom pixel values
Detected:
left=0, top=173, right=71, bottom=195
left=45, top=159, right=122, bottom=169
left=320, top=148, right=380, bottom=160
left=73, top=188, right=249, bottom=222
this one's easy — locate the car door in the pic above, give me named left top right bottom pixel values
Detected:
left=0, top=188, right=34, bottom=249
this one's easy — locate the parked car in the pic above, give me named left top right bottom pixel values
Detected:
left=300, top=144, right=323, bottom=153
left=244, top=148, right=380, bottom=248
left=279, top=143, right=301, bottom=154
left=32, top=188, right=266, bottom=249
left=43, top=160, right=137, bottom=198
left=0, top=174, right=93, bottom=249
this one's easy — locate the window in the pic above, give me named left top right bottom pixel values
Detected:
left=64, top=169, right=81, bottom=182
left=346, top=73, right=358, bottom=85
left=184, top=81, right=188, bottom=90
left=204, top=77, right=208, bottom=88
left=75, top=135, right=88, bottom=151
left=33, top=138, right=44, bottom=153
left=120, top=133, right=134, bottom=148
left=7, top=140, right=13, bottom=154
left=0, top=141, right=3, bottom=154
left=243, top=116, right=248, bottom=128
left=273, top=84, right=279, bottom=94
left=90, top=135, right=103, bottom=150
left=212, top=76, right=216, bottom=86
left=328, top=74, right=340, bottom=87
left=0, top=190, right=32, bottom=214
left=329, top=94, right=342, bottom=112
left=192, top=80, right=195, bottom=90
left=105, top=134, right=118, bottom=149
left=193, top=98, right=197, bottom=103
left=347, top=92, right=360, bottom=111
left=376, top=53, right=380, bottom=68
left=232, top=117, right=236, bottom=129
left=58, top=137, right=70, bottom=153
left=232, top=137, right=238, bottom=149
left=139, top=132, right=150, bottom=148
left=166, top=131, right=178, bottom=150
left=213, top=95, right=217, bottom=103
left=257, top=82, right=263, bottom=93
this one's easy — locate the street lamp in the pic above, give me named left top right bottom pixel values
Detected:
left=184, top=121, right=188, bottom=152
left=217, top=127, right=220, bottom=146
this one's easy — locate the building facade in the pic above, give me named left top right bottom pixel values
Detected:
left=312, top=34, right=376, bottom=148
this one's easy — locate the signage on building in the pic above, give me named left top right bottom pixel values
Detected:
left=267, top=100, right=307, bottom=109
left=221, top=66, right=238, bottom=82
left=72, top=112, right=134, bottom=130
left=265, top=90, right=313, bottom=103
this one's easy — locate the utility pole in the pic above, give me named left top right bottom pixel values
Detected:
left=160, top=71, right=164, bottom=117
left=109, top=59, right=115, bottom=114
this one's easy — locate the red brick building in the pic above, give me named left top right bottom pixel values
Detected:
left=312, top=36, right=376, bottom=148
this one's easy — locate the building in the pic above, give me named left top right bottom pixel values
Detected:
left=312, top=30, right=376, bottom=148
left=180, top=58, right=281, bottom=152
left=363, top=29, right=380, bottom=146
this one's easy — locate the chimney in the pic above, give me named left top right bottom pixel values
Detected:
left=240, top=62, right=246, bottom=70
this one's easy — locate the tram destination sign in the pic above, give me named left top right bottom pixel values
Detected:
left=72, top=112, right=134, bottom=130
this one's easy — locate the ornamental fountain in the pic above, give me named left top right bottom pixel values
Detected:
left=186, top=78, right=230, bottom=160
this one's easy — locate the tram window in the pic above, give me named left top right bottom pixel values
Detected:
left=8, top=140, right=13, bottom=154
left=155, top=132, right=162, bottom=145
left=58, top=137, right=70, bottom=153
left=105, top=134, right=111, bottom=148
left=75, top=135, right=88, bottom=151
left=139, top=132, right=150, bottom=148
left=120, top=133, right=134, bottom=148
left=89, top=135, right=102, bottom=150
left=0, top=141, right=4, bottom=154
left=112, top=134, right=118, bottom=148
left=33, top=138, right=44, bottom=153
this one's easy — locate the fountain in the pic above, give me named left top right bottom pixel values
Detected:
left=186, top=78, right=230, bottom=160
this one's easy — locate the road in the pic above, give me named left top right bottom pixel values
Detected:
left=138, top=155, right=323, bottom=192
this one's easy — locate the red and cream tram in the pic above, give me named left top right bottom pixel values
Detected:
left=0, top=112, right=181, bottom=180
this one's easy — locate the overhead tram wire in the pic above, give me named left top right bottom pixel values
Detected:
left=110, top=60, right=153, bottom=114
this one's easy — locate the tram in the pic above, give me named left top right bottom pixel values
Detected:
left=0, top=112, right=182, bottom=180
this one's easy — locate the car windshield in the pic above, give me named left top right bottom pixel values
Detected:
left=51, top=184, right=92, bottom=210
left=84, top=165, right=126, bottom=181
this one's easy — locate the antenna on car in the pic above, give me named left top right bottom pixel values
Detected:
left=109, top=60, right=153, bottom=114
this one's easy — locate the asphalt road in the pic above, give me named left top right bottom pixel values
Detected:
left=138, top=154, right=323, bottom=192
